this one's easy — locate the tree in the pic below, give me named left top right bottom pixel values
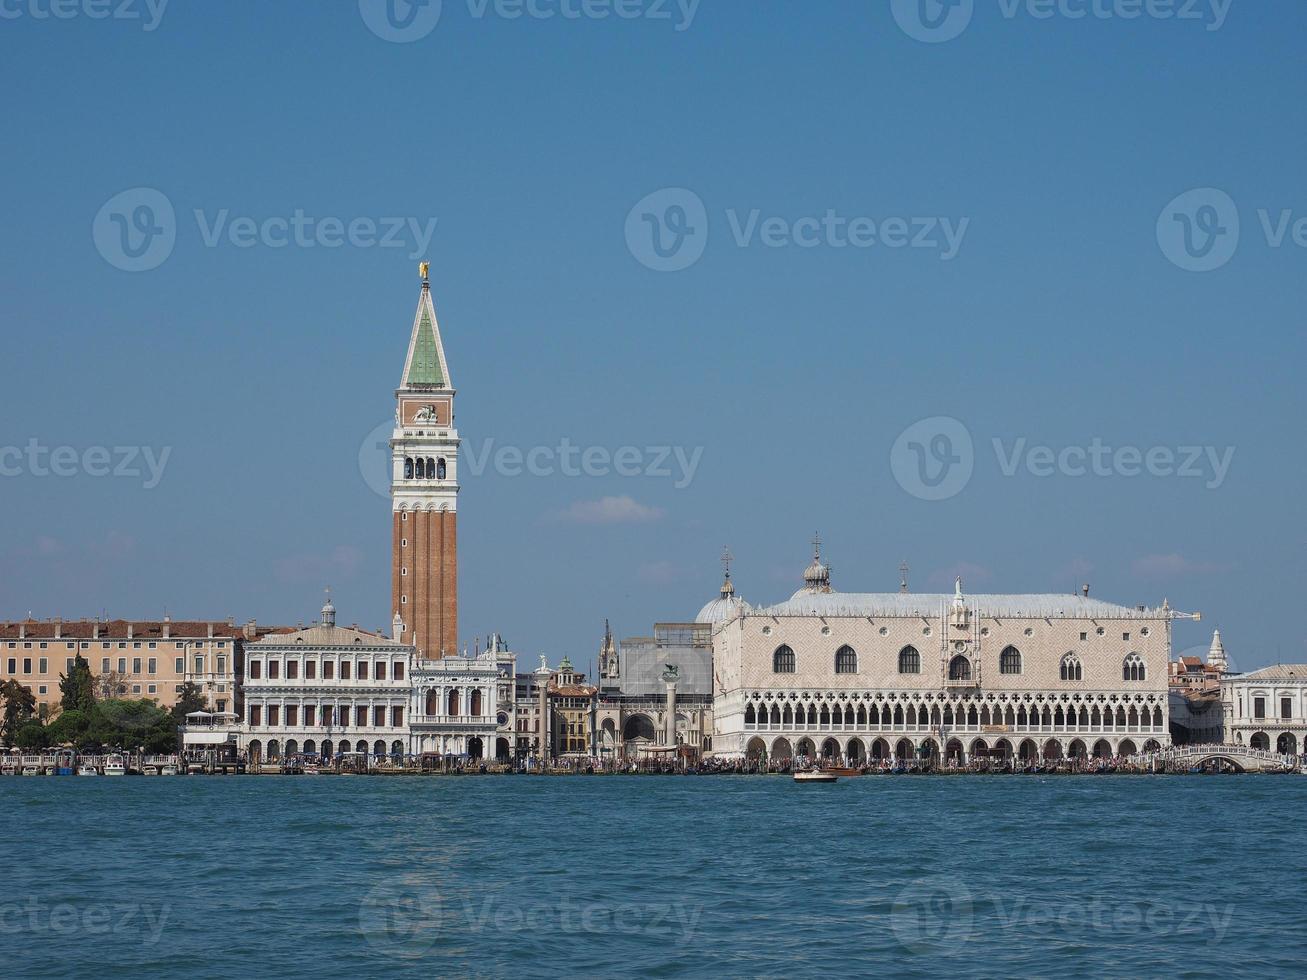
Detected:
left=13, top=719, right=48, bottom=750
left=1, top=679, right=37, bottom=744
left=46, top=709, right=90, bottom=746
left=170, top=681, right=208, bottom=723
left=93, top=670, right=129, bottom=701
left=90, top=699, right=173, bottom=751
left=59, top=654, right=96, bottom=714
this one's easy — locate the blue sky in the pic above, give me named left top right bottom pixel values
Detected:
left=2, top=0, right=1304, bottom=673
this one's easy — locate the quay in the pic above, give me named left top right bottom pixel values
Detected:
left=3, top=743, right=1300, bottom=777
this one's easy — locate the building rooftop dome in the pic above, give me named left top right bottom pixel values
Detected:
left=793, top=534, right=834, bottom=598
left=695, top=548, right=752, bottom=625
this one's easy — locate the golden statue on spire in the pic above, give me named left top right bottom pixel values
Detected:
left=419, top=261, right=430, bottom=282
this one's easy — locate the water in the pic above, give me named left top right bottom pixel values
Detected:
left=1, top=774, right=1303, bottom=978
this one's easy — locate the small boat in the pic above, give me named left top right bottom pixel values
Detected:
left=103, top=755, right=127, bottom=776
left=160, top=764, right=179, bottom=776
left=21, top=765, right=42, bottom=777
left=77, top=765, right=100, bottom=776
left=823, top=766, right=862, bottom=777
left=794, top=770, right=839, bottom=783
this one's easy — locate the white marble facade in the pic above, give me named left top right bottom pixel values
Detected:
left=713, top=553, right=1179, bottom=764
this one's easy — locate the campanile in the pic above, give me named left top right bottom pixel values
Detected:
left=390, top=263, right=458, bottom=658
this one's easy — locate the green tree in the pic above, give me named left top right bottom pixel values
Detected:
left=170, top=681, right=208, bottom=723
left=46, top=708, right=90, bottom=746
left=13, top=719, right=48, bottom=750
left=91, top=699, right=173, bottom=751
left=59, top=654, right=96, bottom=714
left=1, top=679, right=37, bottom=743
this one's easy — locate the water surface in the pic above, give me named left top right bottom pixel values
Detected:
left=1, top=774, right=1301, bottom=977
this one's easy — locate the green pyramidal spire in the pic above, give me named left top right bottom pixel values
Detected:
left=402, top=265, right=451, bottom=388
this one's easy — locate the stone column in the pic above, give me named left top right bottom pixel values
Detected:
left=665, top=679, right=677, bottom=747
left=536, top=660, right=551, bottom=763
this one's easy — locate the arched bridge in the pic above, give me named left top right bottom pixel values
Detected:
left=1133, top=743, right=1297, bottom=773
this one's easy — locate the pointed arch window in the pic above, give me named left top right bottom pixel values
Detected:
left=834, top=646, right=857, bottom=674
left=404, top=457, right=414, bottom=480
left=898, top=646, right=921, bottom=674
left=948, top=655, right=972, bottom=681
left=1060, top=653, right=1083, bottom=682
left=436, top=458, right=447, bottom=480
left=772, top=645, right=795, bottom=674
left=999, top=646, right=1022, bottom=675
left=1123, top=653, right=1146, bottom=682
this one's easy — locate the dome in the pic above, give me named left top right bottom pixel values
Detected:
left=794, top=537, right=834, bottom=597
left=696, top=574, right=751, bottom=625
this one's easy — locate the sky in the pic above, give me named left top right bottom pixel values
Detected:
left=1, top=0, right=1304, bottom=674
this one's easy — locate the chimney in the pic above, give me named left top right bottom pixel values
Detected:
left=127, top=623, right=134, bottom=640
left=162, top=615, right=171, bottom=640
left=207, top=623, right=215, bottom=639
left=92, top=622, right=100, bottom=640
left=54, top=617, right=62, bottom=639
left=1082, top=584, right=1089, bottom=598
left=18, top=623, right=25, bottom=640
left=244, top=620, right=257, bottom=640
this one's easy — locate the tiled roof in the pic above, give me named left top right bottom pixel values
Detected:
left=248, top=623, right=403, bottom=648
left=0, top=619, right=289, bottom=641
left=1234, top=664, right=1307, bottom=681
left=756, top=592, right=1165, bottom=620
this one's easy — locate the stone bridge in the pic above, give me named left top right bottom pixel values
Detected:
left=1133, top=743, right=1298, bottom=773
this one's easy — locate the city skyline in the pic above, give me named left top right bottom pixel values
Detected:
left=2, top=2, right=1304, bottom=670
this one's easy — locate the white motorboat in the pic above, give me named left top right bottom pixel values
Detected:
left=793, top=770, right=839, bottom=783
left=103, top=755, right=127, bottom=776
left=160, top=764, right=179, bottom=776
left=77, top=765, right=100, bottom=776
left=21, top=765, right=42, bottom=776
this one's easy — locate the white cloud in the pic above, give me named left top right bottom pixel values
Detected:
left=273, top=545, right=364, bottom=585
left=555, top=495, right=664, bottom=525
left=1131, top=553, right=1232, bottom=578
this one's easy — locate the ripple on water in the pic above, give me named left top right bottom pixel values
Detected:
left=2, top=775, right=1307, bottom=977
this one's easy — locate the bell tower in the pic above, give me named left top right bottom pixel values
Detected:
left=391, top=262, right=458, bottom=659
